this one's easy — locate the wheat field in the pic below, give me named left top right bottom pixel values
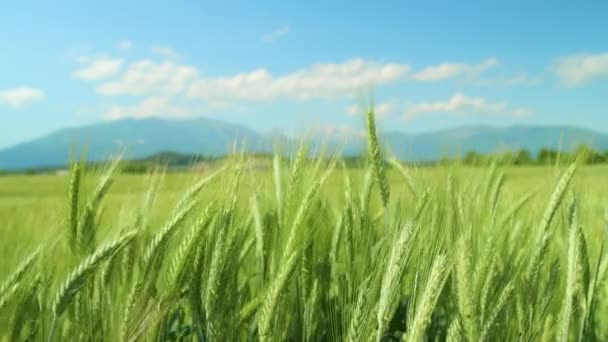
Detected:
left=1, top=110, right=608, bottom=341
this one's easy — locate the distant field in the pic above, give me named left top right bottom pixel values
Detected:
left=2, top=165, right=607, bottom=269
left=1, top=160, right=608, bottom=340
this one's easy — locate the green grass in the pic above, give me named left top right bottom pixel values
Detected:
left=2, top=165, right=606, bottom=262
left=1, top=112, right=608, bottom=340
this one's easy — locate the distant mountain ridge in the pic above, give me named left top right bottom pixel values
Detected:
left=1, top=118, right=607, bottom=170
left=384, top=125, right=608, bottom=160
left=0, top=118, right=272, bottom=170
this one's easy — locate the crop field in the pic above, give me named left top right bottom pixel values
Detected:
left=1, top=113, right=608, bottom=341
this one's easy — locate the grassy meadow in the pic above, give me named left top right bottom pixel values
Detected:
left=1, top=111, right=608, bottom=341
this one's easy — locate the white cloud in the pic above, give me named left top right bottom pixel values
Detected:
left=345, top=100, right=396, bottom=118
left=188, top=59, right=409, bottom=101
left=152, top=46, right=179, bottom=59
left=83, top=48, right=409, bottom=119
left=106, top=97, right=190, bottom=120
left=552, top=52, right=608, bottom=86
left=511, top=107, right=535, bottom=117
left=119, top=40, right=133, bottom=50
left=0, top=87, right=46, bottom=109
left=376, top=101, right=396, bottom=117
left=404, top=92, right=531, bottom=120
left=345, top=104, right=360, bottom=116
left=263, top=26, right=290, bottom=43
left=474, top=73, right=540, bottom=87
left=97, top=60, right=199, bottom=96
left=315, top=124, right=365, bottom=139
left=412, top=58, right=498, bottom=81
left=73, top=58, right=124, bottom=81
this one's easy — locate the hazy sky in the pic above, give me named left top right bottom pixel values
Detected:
left=1, top=1, right=607, bottom=148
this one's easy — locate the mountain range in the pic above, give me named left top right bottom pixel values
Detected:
left=1, top=117, right=607, bottom=170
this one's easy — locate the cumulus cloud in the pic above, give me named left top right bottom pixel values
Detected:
left=473, top=73, right=540, bottom=87
left=96, top=60, right=199, bottom=96
left=315, top=124, right=365, bottom=139
left=345, top=101, right=396, bottom=118
left=404, top=92, right=531, bottom=120
left=0, top=87, right=46, bottom=109
left=106, top=97, right=190, bottom=120
left=345, top=104, right=360, bottom=116
left=263, top=26, right=290, bottom=43
left=412, top=58, right=498, bottom=81
left=90, top=53, right=408, bottom=119
left=74, top=41, right=418, bottom=120
left=511, top=107, right=535, bottom=117
left=406, top=93, right=505, bottom=118
left=376, top=101, right=396, bottom=117
left=188, top=59, right=409, bottom=101
left=73, top=58, right=124, bottom=81
left=552, top=52, right=608, bottom=86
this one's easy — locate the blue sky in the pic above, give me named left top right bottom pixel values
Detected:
left=1, top=1, right=607, bottom=148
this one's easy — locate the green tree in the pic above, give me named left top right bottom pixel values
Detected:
left=574, top=144, right=605, bottom=164
left=513, top=149, right=533, bottom=165
left=538, top=148, right=558, bottom=164
left=464, top=150, right=481, bottom=165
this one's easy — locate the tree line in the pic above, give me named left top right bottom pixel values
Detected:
left=452, top=144, right=608, bottom=166
left=2, top=145, right=607, bottom=175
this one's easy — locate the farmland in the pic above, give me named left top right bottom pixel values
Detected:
left=2, top=165, right=608, bottom=268
left=3, top=1, right=608, bottom=340
left=1, top=113, right=608, bottom=340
